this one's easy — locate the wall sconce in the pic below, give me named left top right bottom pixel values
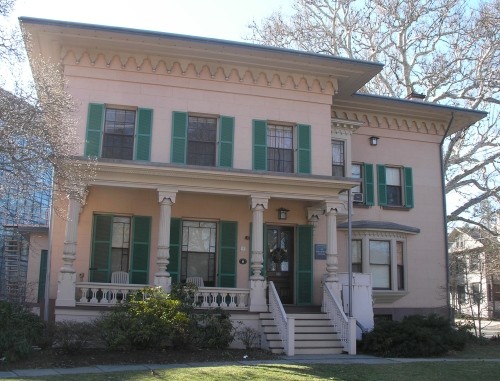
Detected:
left=369, top=136, right=379, bottom=146
left=277, top=207, right=289, bottom=220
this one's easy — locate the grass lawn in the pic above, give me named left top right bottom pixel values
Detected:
left=8, top=361, right=500, bottom=381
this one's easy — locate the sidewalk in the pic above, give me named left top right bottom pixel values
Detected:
left=2, top=354, right=500, bottom=379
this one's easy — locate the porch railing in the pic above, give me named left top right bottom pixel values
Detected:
left=323, top=284, right=356, bottom=354
left=76, top=282, right=250, bottom=310
left=268, top=281, right=294, bottom=355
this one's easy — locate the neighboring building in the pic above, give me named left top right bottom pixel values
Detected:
left=0, top=89, right=51, bottom=306
left=449, top=227, right=500, bottom=319
left=21, top=18, right=486, bottom=355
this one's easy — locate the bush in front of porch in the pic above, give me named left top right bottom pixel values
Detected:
left=96, top=285, right=235, bottom=351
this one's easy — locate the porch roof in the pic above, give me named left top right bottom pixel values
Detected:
left=337, top=220, right=420, bottom=234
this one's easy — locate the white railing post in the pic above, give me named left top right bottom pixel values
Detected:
left=287, top=317, right=295, bottom=356
left=348, top=317, right=357, bottom=355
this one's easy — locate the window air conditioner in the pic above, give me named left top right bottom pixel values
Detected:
left=353, top=192, right=364, bottom=203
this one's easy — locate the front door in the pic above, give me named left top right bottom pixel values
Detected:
left=267, top=226, right=294, bottom=304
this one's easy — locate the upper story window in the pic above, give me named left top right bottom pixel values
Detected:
left=267, top=124, right=294, bottom=173
left=351, top=163, right=374, bottom=206
left=102, top=109, right=136, bottom=160
left=187, top=116, right=217, bottom=166
left=377, top=165, right=414, bottom=208
left=172, top=112, right=234, bottom=168
left=84, top=103, right=153, bottom=161
left=253, top=120, right=311, bottom=174
left=331, top=140, right=345, bottom=177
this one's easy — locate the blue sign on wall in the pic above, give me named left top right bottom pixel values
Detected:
left=315, top=244, right=327, bottom=260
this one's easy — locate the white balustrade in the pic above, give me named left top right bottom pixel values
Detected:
left=76, top=282, right=147, bottom=305
left=268, top=281, right=294, bottom=355
left=323, top=284, right=356, bottom=354
left=76, top=282, right=250, bottom=310
left=193, top=287, right=249, bottom=310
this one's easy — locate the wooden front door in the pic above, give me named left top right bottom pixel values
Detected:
left=267, top=226, right=294, bottom=304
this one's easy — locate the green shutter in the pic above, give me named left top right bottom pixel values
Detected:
left=135, top=108, right=153, bottom=161
left=90, top=214, right=113, bottom=282
left=218, top=221, right=237, bottom=287
left=252, top=120, right=267, bottom=170
left=296, top=225, right=313, bottom=305
left=219, top=116, right=234, bottom=168
left=37, top=250, right=48, bottom=303
left=169, top=218, right=182, bottom=284
left=377, top=164, right=387, bottom=206
left=364, top=163, right=375, bottom=206
left=297, top=124, right=311, bottom=174
left=171, top=111, right=188, bottom=164
left=404, top=167, right=414, bottom=208
left=130, top=216, right=151, bottom=284
left=84, top=103, right=104, bottom=157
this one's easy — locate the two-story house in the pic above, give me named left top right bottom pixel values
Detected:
left=20, top=17, right=486, bottom=355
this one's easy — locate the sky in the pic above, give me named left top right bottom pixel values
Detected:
left=10, top=0, right=294, bottom=42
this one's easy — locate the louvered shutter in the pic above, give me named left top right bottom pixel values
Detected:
left=218, top=221, right=237, bottom=287
left=130, top=216, right=151, bottom=284
left=135, top=108, right=153, bottom=161
left=219, top=116, right=234, bottom=167
left=252, top=120, right=267, bottom=170
left=364, top=163, right=375, bottom=206
left=377, top=164, right=387, bottom=206
left=297, top=124, right=311, bottom=174
left=169, top=218, right=182, bottom=283
left=90, top=214, right=113, bottom=282
left=296, top=225, right=313, bottom=305
left=171, top=112, right=188, bottom=164
left=85, top=103, right=104, bottom=157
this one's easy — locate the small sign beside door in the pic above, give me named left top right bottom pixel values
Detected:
left=314, top=244, right=327, bottom=260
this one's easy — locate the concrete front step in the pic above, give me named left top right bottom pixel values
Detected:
left=295, top=347, right=344, bottom=355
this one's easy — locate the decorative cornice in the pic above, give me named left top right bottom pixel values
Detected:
left=332, top=108, right=446, bottom=135
left=62, top=49, right=337, bottom=94
left=331, top=118, right=365, bottom=136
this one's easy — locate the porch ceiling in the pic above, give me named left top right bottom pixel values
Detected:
left=90, top=160, right=359, bottom=201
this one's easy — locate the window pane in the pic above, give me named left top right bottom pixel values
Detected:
left=397, top=241, right=404, bottom=290
left=387, top=185, right=402, bottom=206
left=352, top=239, right=362, bottom=273
left=386, top=167, right=401, bottom=185
left=372, top=265, right=391, bottom=289
left=369, top=241, right=390, bottom=264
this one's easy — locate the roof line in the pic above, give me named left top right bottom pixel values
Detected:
left=18, top=16, right=384, bottom=70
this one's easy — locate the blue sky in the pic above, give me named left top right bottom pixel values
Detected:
left=11, top=0, right=294, bottom=42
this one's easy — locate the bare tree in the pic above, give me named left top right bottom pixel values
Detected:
left=248, top=0, right=500, bottom=232
left=0, top=0, right=94, bottom=224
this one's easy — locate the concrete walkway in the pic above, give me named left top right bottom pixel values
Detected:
left=2, top=354, right=500, bottom=379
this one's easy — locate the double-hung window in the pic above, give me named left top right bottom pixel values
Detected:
left=187, top=116, right=217, bottom=166
left=369, top=240, right=391, bottom=290
left=85, top=104, right=153, bottom=161
left=351, top=163, right=374, bottom=205
left=377, top=165, right=414, bottom=208
left=352, top=239, right=362, bottom=273
left=331, top=140, right=345, bottom=177
left=252, top=120, right=311, bottom=174
left=267, top=124, right=294, bottom=173
left=171, top=112, right=234, bottom=168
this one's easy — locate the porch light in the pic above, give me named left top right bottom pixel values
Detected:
left=369, top=136, right=379, bottom=146
left=277, top=207, right=289, bottom=220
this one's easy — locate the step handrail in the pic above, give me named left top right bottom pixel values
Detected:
left=323, top=283, right=356, bottom=354
left=268, top=281, right=295, bottom=355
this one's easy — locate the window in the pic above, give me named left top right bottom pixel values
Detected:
left=351, top=164, right=362, bottom=193
left=332, top=140, right=345, bottom=176
left=187, top=116, right=217, bottom=166
left=102, top=109, right=136, bottom=160
left=457, top=285, right=466, bottom=304
left=171, top=112, right=234, bottom=168
left=377, top=165, right=414, bottom=208
left=352, top=239, right=362, bottom=273
left=471, top=283, right=481, bottom=305
left=85, top=104, right=153, bottom=161
left=396, top=241, right=404, bottom=290
left=181, top=221, right=217, bottom=286
left=90, top=214, right=151, bottom=284
left=267, top=124, right=294, bottom=173
left=370, top=240, right=391, bottom=290
left=252, top=120, right=311, bottom=174
left=386, top=167, right=402, bottom=206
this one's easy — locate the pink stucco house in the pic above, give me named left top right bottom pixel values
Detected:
left=20, top=17, right=486, bottom=355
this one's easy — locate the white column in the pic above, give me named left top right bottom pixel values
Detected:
left=56, top=197, right=81, bottom=307
left=249, top=195, right=269, bottom=312
left=155, top=190, right=177, bottom=292
left=324, top=202, right=342, bottom=298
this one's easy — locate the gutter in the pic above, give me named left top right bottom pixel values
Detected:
left=440, top=112, right=455, bottom=323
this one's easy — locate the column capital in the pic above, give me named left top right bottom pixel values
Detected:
left=322, top=200, right=346, bottom=215
left=157, top=187, right=177, bottom=204
left=249, top=195, right=269, bottom=210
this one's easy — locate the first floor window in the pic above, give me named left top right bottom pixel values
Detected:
left=110, top=216, right=131, bottom=273
left=187, top=116, right=217, bottom=166
left=181, top=221, right=217, bottom=286
left=397, top=241, right=404, bottom=290
left=267, top=124, right=294, bottom=173
left=369, top=240, right=391, bottom=290
left=352, top=239, right=362, bottom=273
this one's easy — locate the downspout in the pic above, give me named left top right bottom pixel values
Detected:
left=440, top=112, right=455, bottom=323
